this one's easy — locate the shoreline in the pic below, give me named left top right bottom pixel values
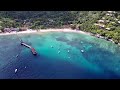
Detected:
left=0, top=28, right=119, bottom=46
left=0, top=28, right=91, bottom=36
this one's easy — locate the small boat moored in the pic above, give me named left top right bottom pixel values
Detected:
left=16, top=54, right=19, bottom=58
left=51, top=45, right=53, bottom=48
left=81, top=50, right=84, bottom=53
left=67, top=50, right=70, bottom=53
left=58, top=51, right=60, bottom=54
left=15, top=69, right=18, bottom=73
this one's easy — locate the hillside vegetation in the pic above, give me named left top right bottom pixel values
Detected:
left=0, top=11, right=120, bottom=44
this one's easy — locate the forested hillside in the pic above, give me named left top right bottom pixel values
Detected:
left=0, top=11, right=120, bottom=44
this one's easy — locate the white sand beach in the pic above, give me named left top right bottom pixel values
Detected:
left=0, top=28, right=91, bottom=36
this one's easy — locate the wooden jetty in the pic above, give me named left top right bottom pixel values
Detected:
left=15, top=31, right=37, bottom=56
left=21, top=42, right=37, bottom=55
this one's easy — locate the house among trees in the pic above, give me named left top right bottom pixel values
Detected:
left=118, top=21, right=120, bottom=24
left=106, top=11, right=116, bottom=16
left=0, top=30, right=2, bottom=33
left=98, top=20, right=105, bottom=23
left=105, top=28, right=111, bottom=30
left=99, top=24, right=105, bottom=29
left=10, top=28, right=19, bottom=32
left=102, top=17, right=105, bottom=20
left=106, top=20, right=110, bottom=23
left=98, top=19, right=108, bottom=25
left=107, top=11, right=116, bottom=14
left=106, top=13, right=113, bottom=16
left=94, top=23, right=105, bottom=29
left=114, top=18, right=118, bottom=21
left=107, top=11, right=112, bottom=13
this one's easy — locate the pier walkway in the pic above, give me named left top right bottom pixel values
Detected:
left=21, top=42, right=37, bottom=55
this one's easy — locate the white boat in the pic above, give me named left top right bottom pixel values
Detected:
left=67, top=50, right=70, bottom=53
left=81, top=50, right=84, bottom=53
left=51, top=45, right=53, bottom=48
left=15, top=69, right=18, bottom=73
left=81, top=41, right=83, bottom=43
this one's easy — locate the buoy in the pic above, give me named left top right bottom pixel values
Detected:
left=81, top=50, right=84, bottom=53
left=15, top=69, right=18, bottom=73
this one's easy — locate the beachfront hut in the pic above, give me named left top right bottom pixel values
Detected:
left=0, top=30, right=2, bottom=33
left=10, top=28, right=19, bottom=32
left=94, top=23, right=105, bottom=29
left=3, top=28, right=20, bottom=33
left=19, top=27, right=27, bottom=31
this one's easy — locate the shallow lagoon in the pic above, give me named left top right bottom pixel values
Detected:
left=0, top=32, right=120, bottom=79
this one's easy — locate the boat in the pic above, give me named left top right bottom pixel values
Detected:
left=58, top=51, right=60, bottom=54
left=15, top=69, right=18, bottom=73
left=31, top=48, right=37, bottom=55
left=81, top=41, right=83, bottom=43
left=67, top=50, right=70, bottom=53
left=16, top=54, right=19, bottom=57
left=81, top=50, right=84, bottom=53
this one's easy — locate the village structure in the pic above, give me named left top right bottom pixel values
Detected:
left=94, top=11, right=120, bottom=31
left=3, top=27, right=28, bottom=33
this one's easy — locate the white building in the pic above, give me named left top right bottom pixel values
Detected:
left=107, top=11, right=113, bottom=13
left=98, top=20, right=105, bottom=23
left=118, top=21, right=120, bottom=23
left=106, top=28, right=111, bottom=30
left=106, top=13, right=113, bottom=16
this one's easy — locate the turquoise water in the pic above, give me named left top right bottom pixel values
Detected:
left=0, top=32, right=120, bottom=79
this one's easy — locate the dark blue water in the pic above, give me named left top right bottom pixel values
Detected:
left=0, top=32, right=120, bottom=79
